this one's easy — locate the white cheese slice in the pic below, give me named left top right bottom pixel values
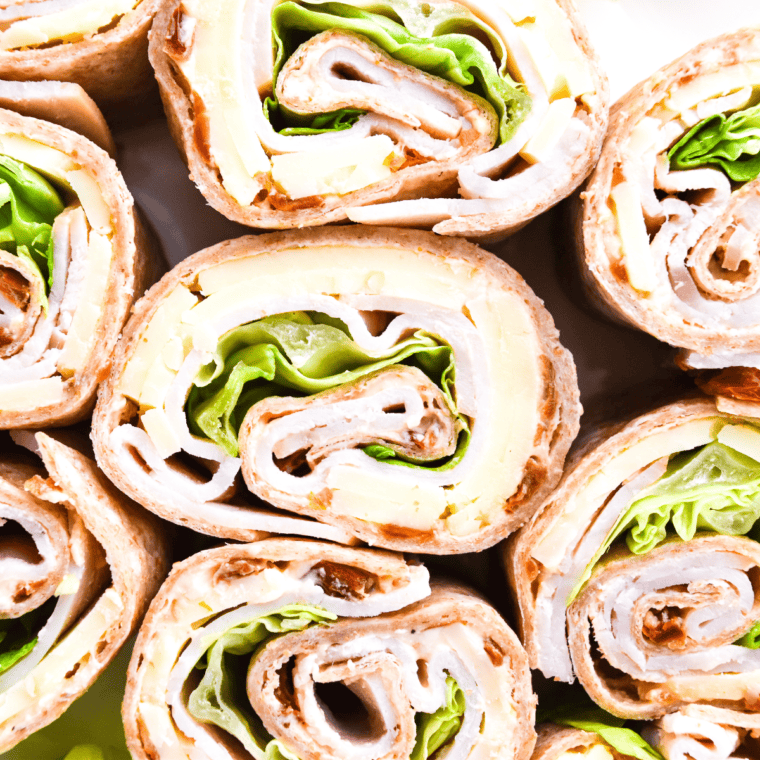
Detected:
left=661, top=672, right=759, bottom=702
left=625, top=117, right=661, bottom=160
left=610, top=181, right=656, bottom=294
left=717, top=423, right=760, bottom=463
left=531, top=0, right=595, bottom=98
left=180, top=0, right=270, bottom=204
left=57, top=231, right=113, bottom=376
left=119, top=286, right=199, bottom=403
left=0, top=133, right=77, bottom=182
left=519, top=97, right=576, bottom=164
left=0, top=0, right=138, bottom=50
left=271, top=136, right=398, bottom=200
left=54, top=573, right=80, bottom=597
left=142, top=408, right=182, bottom=458
left=0, top=377, right=65, bottom=411
left=560, top=61, right=595, bottom=99
left=139, top=351, right=182, bottom=411
left=196, top=246, right=471, bottom=310
left=0, top=589, right=121, bottom=724
left=327, top=466, right=448, bottom=529
left=517, top=21, right=564, bottom=98
left=65, top=170, right=112, bottom=235
left=665, top=64, right=760, bottom=115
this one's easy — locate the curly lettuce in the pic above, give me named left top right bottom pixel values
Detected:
left=0, top=154, right=65, bottom=308
left=570, top=440, right=760, bottom=604
left=540, top=702, right=664, bottom=760
left=188, top=605, right=336, bottom=760
left=186, top=311, right=469, bottom=467
left=410, top=675, right=466, bottom=760
left=267, top=0, right=531, bottom=144
left=668, top=102, right=760, bottom=182
left=188, top=605, right=467, bottom=760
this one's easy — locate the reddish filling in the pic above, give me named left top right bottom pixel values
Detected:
left=696, top=367, right=760, bottom=402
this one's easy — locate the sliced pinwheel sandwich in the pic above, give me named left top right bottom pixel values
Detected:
left=124, top=538, right=537, bottom=760
left=535, top=702, right=759, bottom=760
left=0, top=431, right=168, bottom=752
left=150, top=0, right=608, bottom=239
left=92, top=226, right=580, bottom=553
left=0, top=92, right=154, bottom=428
left=578, top=29, right=760, bottom=415
left=0, top=0, right=161, bottom=110
left=509, top=397, right=760, bottom=719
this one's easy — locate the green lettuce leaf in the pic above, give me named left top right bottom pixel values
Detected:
left=187, top=604, right=337, bottom=759
left=0, top=154, right=65, bottom=307
left=541, top=703, right=664, bottom=760
left=569, top=440, right=760, bottom=604
left=410, top=675, right=466, bottom=760
left=0, top=637, right=37, bottom=675
left=0, top=597, right=56, bottom=677
left=362, top=424, right=469, bottom=471
left=668, top=102, right=760, bottom=182
left=736, top=620, right=760, bottom=649
left=185, top=312, right=469, bottom=467
left=188, top=607, right=468, bottom=760
left=263, top=97, right=364, bottom=135
left=267, top=1, right=530, bottom=144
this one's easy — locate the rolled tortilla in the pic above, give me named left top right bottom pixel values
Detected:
left=0, top=103, right=154, bottom=428
left=532, top=718, right=760, bottom=760
left=642, top=708, right=760, bottom=760
left=0, top=80, right=116, bottom=156
left=0, top=431, right=168, bottom=752
left=508, top=397, right=760, bottom=719
left=123, top=538, right=537, bottom=760
left=149, top=0, right=608, bottom=240
left=92, top=226, right=580, bottom=552
left=579, top=30, right=760, bottom=408
left=0, top=0, right=161, bottom=111
left=531, top=725, right=628, bottom=760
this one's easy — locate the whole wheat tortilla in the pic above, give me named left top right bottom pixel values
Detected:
left=0, top=432, right=169, bottom=752
left=92, top=225, right=581, bottom=553
left=531, top=725, right=605, bottom=760
left=148, top=0, right=608, bottom=239
left=507, top=397, right=760, bottom=720
left=124, top=538, right=536, bottom=760
left=567, top=533, right=760, bottom=719
left=0, top=80, right=115, bottom=155
left=0, top=105, right=158, bottom=429
left=0, top=0, right=162, bottom=113
left=578, top=29, right=760, bottom=354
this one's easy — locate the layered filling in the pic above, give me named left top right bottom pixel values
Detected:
left=527, top=414, right=760, bottom=710
left=541, top=700, right=664, bottom=760
left=180, top=605, right=472, bottom=760
left=542, top=702, right=759, bottom=760
left=603, top=65, right=760, bottom=366
left=134, top=550, right=522, bottom=760
left=0, top=133, right=115, bottom=413
left=165, top=0, right=596, bottom=219
left=642, top=710, right=760, bottom=760
left=0, top=0, right=140, bottom=51
left=111, top=245, right=546, bottom=542
left=0, top=462, right=109, bottom=717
